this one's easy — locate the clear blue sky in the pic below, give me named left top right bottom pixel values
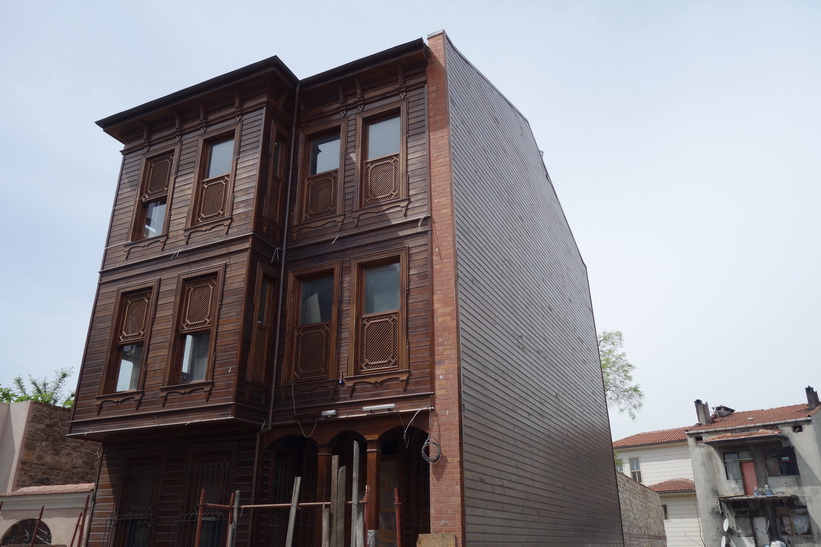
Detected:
left=1, top=1, right=819, bottom=441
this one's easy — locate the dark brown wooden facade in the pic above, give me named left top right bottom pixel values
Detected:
left=70, top=32, right=622, bottom=546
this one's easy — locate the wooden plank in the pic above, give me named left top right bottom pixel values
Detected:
left=285, top=476, right=301, bottom=547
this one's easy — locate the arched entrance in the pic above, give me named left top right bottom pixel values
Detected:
left=1, top=519, right=52, bottom=545
left=265, top=435, right=319, bottom=545
left=378, top=426, right=430, bottom=546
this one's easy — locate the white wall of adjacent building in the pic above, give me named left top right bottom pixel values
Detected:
left=660, top=492, right=702, bottom=547
left=615, top=442, right=694, bottom=485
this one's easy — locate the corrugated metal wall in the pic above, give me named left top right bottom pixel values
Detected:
left=445, top=37, right=624, bottom=545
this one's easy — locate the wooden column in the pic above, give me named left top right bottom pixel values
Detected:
left=317, top=443, right=332, bottom=503
left=366, top=438, right=381, bottom=547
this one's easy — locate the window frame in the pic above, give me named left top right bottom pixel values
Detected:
left=165, top=267, right=225, bottom=386
left=355, top=102, right=407, bottom=210
left=764, top=446, right=800, bottom=477
left=131, top=146, right=178, bottom=242
left=628, top=457, right=642, bottom=483
left=722, top=450, right=753, bottom=480
left=177, top=449, right=234, bottom=547
left=187, top=127, right=238, bottom=228
left=100, top=281, right=159, bottom=395
left=282, top=262, right=341, bottom=384
left=246, top=264, right=278, bottom=385
left=296, top=121, right=346, bottom=223
left=110, top=454, right=164, bottom=547
left=349, top=248, right=408, bottom=377
left=261, top=123, right=289, bottom=231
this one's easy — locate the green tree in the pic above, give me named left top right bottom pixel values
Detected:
left=598, top=330, right=644, bottom=420
left=0, top=368, right=75, bottom=408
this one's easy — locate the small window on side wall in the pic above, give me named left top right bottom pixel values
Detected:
left=629, top=457, right=642, bottom=483
left=358, top=106, right=405, bottom=208
left=171, top=274, right=219, bottom=384
left=300, top=129, right=341, bottom=222
left=134, top=150, right=174, bottom=240
left=192, top=133, right=236, bottom=225
left=104, top=287, right=155, bottom=394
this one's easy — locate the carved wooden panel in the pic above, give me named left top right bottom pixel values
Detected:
left=197, top=175, right=229, bottom=223
left=363, top=154, right=399, bottom=206
left=359, top=311, right=399, bottom=371
left=294, top=324, right=330, bottom=379
left=181, top=277, right=216, bottom=332
left=303, top=172, right=337, bottom=220
left=119, top=292, right=151, bottom=343
left=143, top=153, right=172, bottom=200
left=249, top=325, right=268, bottom=384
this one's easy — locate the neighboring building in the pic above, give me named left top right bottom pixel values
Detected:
left=615, top=473, right=666, bottom=547
left=614, top=427, right=702, bottom=546
left=0, top=401, right=98, bottom=545
left=68, top=31, right=623, bottom=546
left=687, top=387, right=821, bottom=547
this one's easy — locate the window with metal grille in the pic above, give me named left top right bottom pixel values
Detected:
left=173, top=275, right=218, bottom=384
left=351, top=252, right=406, bottom=375
left=106, top=458, right=160, bottom=547
left=133, top=150, right=174, bottom=240
left=176, top=454, right=232, bottom=547
left=300, top=129, right=341, bottom=221
left=286, top=266, right=338, bottom=383
left=192, top=134, right=235, bottom=225
left=105, top=287, right=154, bottom=393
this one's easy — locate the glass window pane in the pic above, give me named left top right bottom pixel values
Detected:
left=116, top=343, right=143, bottom=391
left=272, top=139, right=283, bottom=178
left=364, top=263, right=399, bottom=314
left=142, top=199, right=166, bottom=239
left=257, top=278, right=269, bottom=325
left=367, top=116, right=400, bottom=160
left=207, top=138, right=234, bottom=178
left=181, top=332, right=210, bottom=382
left=300, top=275, right=333, bottom=325
left=310, top=133, right=340, bottom=175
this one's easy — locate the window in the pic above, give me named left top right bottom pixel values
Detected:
left=247, top=270, right=276, bottom=384
left=133, top=150, right=174, bottom=240
left=300, top=129, right=341, bottom=221
left=171, top=275, right=218, bottom=384
left=629, top=457, right=642, bottom=483
left=109, top=458, right=160, bottom=547
left=263, top=129, right=288, bottom=227
left=178, top=453, right=232, bottom=546
left=778, top=506, right=811, bottom=536
left=723, top=450, right=752, bottom=480
left=104, top=287, right=155, bottom=393
left=192, top=134, right=235, bottom=225
left=285, top=266, right=339, bottom=383
left=662, top=504, right=668, bottom=520
left=358, top=107, right=405, bottom=208
left=765, top=446, right=800, bottom=476
left=351, top=252, right=407, bottom=375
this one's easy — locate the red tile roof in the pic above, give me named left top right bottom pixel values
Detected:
left=687, top=404, right=821, bottom=432
left=4, top=483, right=95, bottom=496
left=704, top=428, right=784, bottom=443
left=613, top=427, right=689, bottom=448
left=649, top=478, right=695, bottom=493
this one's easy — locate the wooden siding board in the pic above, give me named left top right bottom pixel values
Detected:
left=444, top=38, right=623, bottom=544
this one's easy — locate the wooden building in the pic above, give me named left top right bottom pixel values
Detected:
left=69, top=31, right=623, bottom=546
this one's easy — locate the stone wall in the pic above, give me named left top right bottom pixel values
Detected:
left=14, top=402, right=99, bottom=490
left=617, top=472, right=666, bottom=547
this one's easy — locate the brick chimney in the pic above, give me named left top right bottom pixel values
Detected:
left=695, top=399, right=711, bottom=425
left=806, top=386, right=819, bottom=410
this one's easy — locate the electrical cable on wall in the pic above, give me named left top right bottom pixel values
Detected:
left=291, top=383, right=317, bottom=438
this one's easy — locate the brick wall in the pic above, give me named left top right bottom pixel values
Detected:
left=426, top=31, right=466, bottom=546
left=617, top=473, right=666, bottom=547
left=15, top=402, right=99, bottom=489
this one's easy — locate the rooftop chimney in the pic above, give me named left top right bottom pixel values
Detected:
left=695, top=399, right=711, bottom=425
left=806, top=386, right=819, bottom=410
